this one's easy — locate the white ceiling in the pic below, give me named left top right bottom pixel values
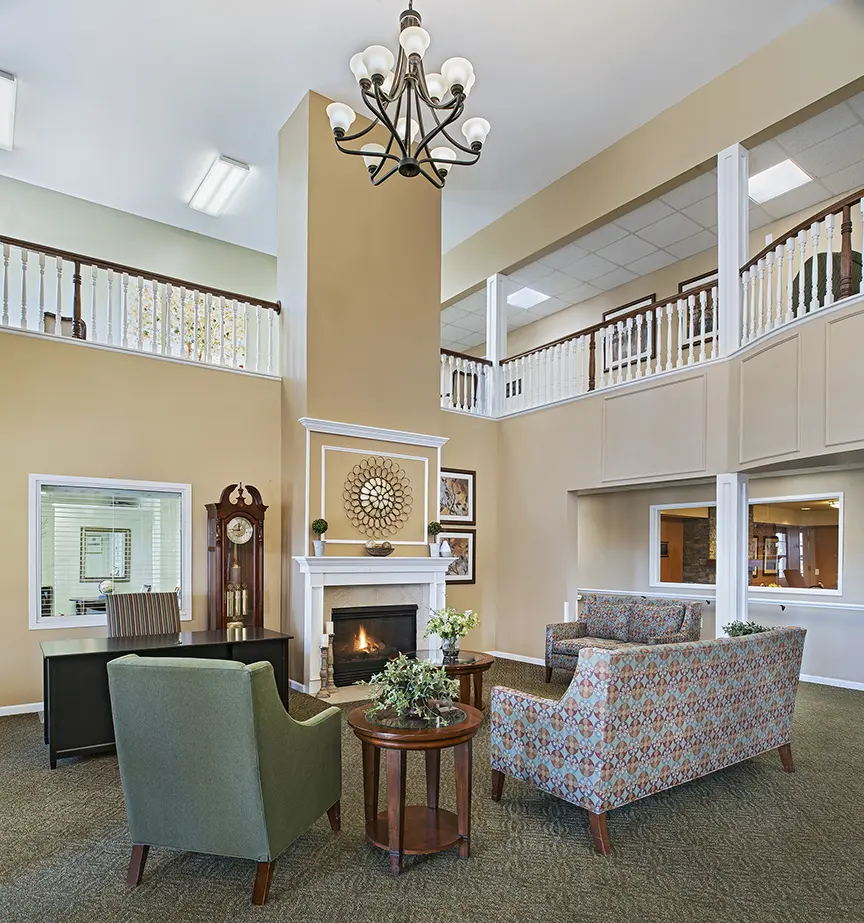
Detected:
left=441, top=91, right=864, bottom=352
left=0, top=0, right=831, bottom=256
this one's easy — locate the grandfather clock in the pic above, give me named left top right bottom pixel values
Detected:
left=206, top=484, right=267, bottom=630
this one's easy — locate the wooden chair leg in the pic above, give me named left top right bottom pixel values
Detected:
left=126, top=844, right=149, bottom=888
left=588, top=811, right=612, bottom=856
left=491, top=768, right=505, bottom=802
left=252, top=861, right=274, bottom=906
left=327, top=799, right=341, bottom=832
left=778, top=743, right=795, bottom=773
left=544, top=666, right=553, bottom=683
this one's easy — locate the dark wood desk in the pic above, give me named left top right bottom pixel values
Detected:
left=41, top=628, right=293, bottom=768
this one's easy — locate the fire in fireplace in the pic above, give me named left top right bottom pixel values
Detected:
left=331, top=604, right=418, bottom=686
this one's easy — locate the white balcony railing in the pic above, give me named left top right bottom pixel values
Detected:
left=440, top=348, right=493, bottom=415
left=0, top=235, right=281, bottom=375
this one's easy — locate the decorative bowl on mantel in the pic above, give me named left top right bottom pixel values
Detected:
left=364, top=540, right=394, bottom=557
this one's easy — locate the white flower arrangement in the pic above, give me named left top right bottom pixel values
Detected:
left=424, top=606, right=480, bottom=641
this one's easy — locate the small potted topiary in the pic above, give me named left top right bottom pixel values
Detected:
left=311, top=519, right=329, bottom=557
left=363, top=654, right=460, bottom=725
left=722, top=620, right=769, bottom=636
left=427, top=521, right=443, bottom=556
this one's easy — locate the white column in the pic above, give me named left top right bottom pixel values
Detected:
left=715, top=473, right=749, bottom=636
left=485, top=273, right=508, bottom=417
left=717, top=144, right=749, bottom=357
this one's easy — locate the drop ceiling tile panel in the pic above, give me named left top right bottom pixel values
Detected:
left=665, top=228, right=718, bottom=260
left=506, top=310, right=535, bottom=330
left=758, top=180, right=833, bottom=222
left=775, top=102, right=859, bottom=156
left=627, top=249, right=678, bottom=276
left=560, top=282, right=602, bottom=305
left=636, top=212, right=703, bottom=247
left=596, top=234, right=658, bottom=266
left=531, top=270, right=581, bottom=297
left=660, top=172, right=717, bottom=210
left=458, top=331, right=486, bottom=349
left=748, top=140, right=789, bottom=175
left=574, top=223, right=629, bottom=252
left=592, top=266, right=639, bottom=292
left=682, top=194, right=718, bottom=230
left=749, top=204, right=772, bottom=230
left=794, top=124, right=864, bottom=179
left=821, top=159, right=864, bottom=196
left=441, top=305, right=470, bottom=323
left=616, top=199, right=675, bottom=233
left=558, top=252, right=620, bottom=282
left=530, top=296, right=569, bottom=317
left=457, top=312, right=488, bottom=333
left=508, top=260, right=551, bottom=286
left=538, top=241, right=590, bottom=270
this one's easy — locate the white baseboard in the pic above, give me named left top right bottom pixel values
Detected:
left=487, top=650, right=545, bottom=667
left=800, top=673, right=864, bottom=691
left=0, top=702, right=43, bottom=717
left=290, top=679, right=308, bottom=694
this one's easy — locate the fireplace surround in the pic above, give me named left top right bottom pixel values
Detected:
left=331, top=604, right=418, bottom=685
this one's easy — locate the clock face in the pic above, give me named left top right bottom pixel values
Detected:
left=226, top=516, right=254, bottom=545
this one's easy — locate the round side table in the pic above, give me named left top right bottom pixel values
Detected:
left=347, top=704, right=483, bottom=875
left=408, top=650, right=495, bottom=710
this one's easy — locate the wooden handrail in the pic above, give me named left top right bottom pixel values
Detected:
left=741, top=185, right=864, bottom=274
left=0, top=233, right=281, bottom=313
left=500, top=280, right=718, bottom=365
left=440, top=347, right=493, bottom=365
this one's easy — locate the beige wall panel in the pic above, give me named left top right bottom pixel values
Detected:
left=602, top=375, right=707, bottom=483
left=739, top=335, right=800, bottom=464
left=825, top=306, right=864, bottom=448
left=0, top=333, right=282, bottom=707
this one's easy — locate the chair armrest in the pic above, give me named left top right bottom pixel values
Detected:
left=294, top=706, right=341, bottom=730
left=490, top=685, right=561, bottom=725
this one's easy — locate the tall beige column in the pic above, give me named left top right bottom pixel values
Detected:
left=277, top=91, right=444, bottom=676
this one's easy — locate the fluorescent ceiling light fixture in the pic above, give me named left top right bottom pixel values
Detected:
left=748, top=159, right=811, bottom=204
left=0, top=70, right=17, bottom=151
left=189, top=155, right=250, bottom=216
left=507, top=287, right=551, bottom=309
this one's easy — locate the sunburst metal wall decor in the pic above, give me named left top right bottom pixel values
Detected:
left=343, top=456, right=413, bottom=538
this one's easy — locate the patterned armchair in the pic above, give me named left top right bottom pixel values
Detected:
left=106, top=592, right=181, bottom=637
left=545, top=593, right=702, bottom=682
left=491, top=627, right=806, bottom=854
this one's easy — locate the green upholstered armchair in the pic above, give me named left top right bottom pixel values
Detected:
left=107, top=655, right=341, bottom=905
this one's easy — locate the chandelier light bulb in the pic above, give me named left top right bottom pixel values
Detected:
left=349, top=53, right=369, bottom=83
left=362, top=44, right=396, bottom=80
left=425, top=72, right=447, bottom=101
left=396, top=117, right=421, bottom=143
left=361, top=143, right=386, bottom=173
left=326, top=102, right=357, bottom=135
left=441, top=57, right=474, bottom=92
left=461, top=117, right=490, bottom=147
left=431, top=146, right=456, bottom=174
left=399, top=26, right=431, bottom=59
left=463, top=72, right=476, bottom=97
left=382, top=71, right=396, bottom=95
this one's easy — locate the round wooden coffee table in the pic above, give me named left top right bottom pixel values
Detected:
left=347, top=704, right=483, bottom=875
left=408, top=650, right=494, bottom=709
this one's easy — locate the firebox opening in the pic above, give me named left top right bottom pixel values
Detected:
left=331, top=604, right=418, bottom=686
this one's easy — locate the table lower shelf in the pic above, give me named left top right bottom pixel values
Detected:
left=366, top=806, right=463, bottom=855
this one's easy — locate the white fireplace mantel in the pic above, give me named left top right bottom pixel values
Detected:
left=293, top=555, right=451, bottom=693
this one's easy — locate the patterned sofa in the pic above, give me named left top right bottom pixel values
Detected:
left=491, top=627, right=806, bottom=854
left=545, top=593, right=702, bottom=682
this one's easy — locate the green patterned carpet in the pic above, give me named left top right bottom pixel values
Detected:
left=1, top=659, right=862, bottom=923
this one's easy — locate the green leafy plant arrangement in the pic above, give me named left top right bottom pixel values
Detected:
left=427, top=521, right=443, bottom=537
left=364, top=654, right=459, bottom=720
left=424, top=606, right=480, bottom=641
left=311, top=518, right=329, bottom=536
left=723, top=620, right=769, bottom=636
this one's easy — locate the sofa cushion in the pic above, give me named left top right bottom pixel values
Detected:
left=582, top=597, right=632, bottom=642
left=628, top=603, right=685, bottom=644
left=553, top=637, right=637, bottom=655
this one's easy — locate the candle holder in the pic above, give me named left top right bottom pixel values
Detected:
left=317, top=643, right=331, bottom=698
left=325, top=633, right=337, bottom=693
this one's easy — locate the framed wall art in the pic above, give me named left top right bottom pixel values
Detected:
left=439, top=530, right=476, bottom=584
left=439, top=468, right=475, bottom=526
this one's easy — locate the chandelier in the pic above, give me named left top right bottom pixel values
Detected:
left=324, top=1, right=490, bottom=188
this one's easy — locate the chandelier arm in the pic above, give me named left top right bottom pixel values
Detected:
left=373, top=81, right=409, bottom=159
left=388, top=47, right=408, bottom=101
left=333, top=138, right=401, bottom=166
left=415, top=97, right=464, bottom=159
left=336, top=118, right=382, bottom=145
left=436, top=122, right=482, bottom=157
left=418, top=149, right=480, bottom=168
left=371, top=163, right=402, bottom=186
left=417, top=164, right=445, bottom=189
left=412, top=57, right=463, bottom=111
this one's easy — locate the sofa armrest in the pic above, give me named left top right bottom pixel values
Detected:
left=546, top=621, right=588, bottom=646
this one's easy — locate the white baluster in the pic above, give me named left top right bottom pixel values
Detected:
left=756, top=258, right=765, bottom=337
left=136, top=277, right=144, bottom=351
left=785, top=238, right=795, bottom=323
left=740, top=271, right=749, bottom=344
left=267, top=307, right=275, bottom=374
left=773, top=245, right=783, bottom=329
left=2, top=243, right=9, bottom=326
left=121, top=273, right=129, bottom=348
left=765, top=250, right=774, bottom=331
left=106, top=269, right=114, bottom=345
left=665, top=303, right=674, bottom=372
left=38, top=252, right=46, bottom=332
left=163, top=283, right=171, bottom=354
left=613, top=321, right=622, bottom=384
left=203, top=294, right=212, bottom=363
left=218, top=295, right=226, bottom=365
left=55, top=257, right=63, bottom=337
left=89, top=265, right=97, bottom=341
left=747, top=265, right=757, bottom=340
left=439, top=354, right=447, bottom=408
left=19, top=248, right=28, bottom=329
left=796, top=229, right=807, bottom=318
left=686, top=295, right=695, bottom=365
left=231, top=299, right=238, bottom=367
left=623, top=318, right=632, bottom=381
left=652, top=307, right=661, bottom=375
left=178, top=286, right=187, bottom=358
left=635, top=315, right=643, bottom=379
left=254, top=304, right=261, bottom=372
left=824, top=213, right=835, bottom=308
left=809, top=222, right=821, bottom=313
left=699, top=290, right=707, bottom=363
left=676, top=299, right=685, bottom=369
left=151, top=281, right=159, bottom=352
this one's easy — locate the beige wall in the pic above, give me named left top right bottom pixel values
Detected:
left=0, top=174, right=276, bottom=302
left=0, top=332, right=283, bottom=708
left=442, top=3, right=864, bottom=302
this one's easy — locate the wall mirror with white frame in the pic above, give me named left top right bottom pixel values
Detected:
left=651, top=503, right=717, bottom=589
left=30, top=475, right=192, bottom=629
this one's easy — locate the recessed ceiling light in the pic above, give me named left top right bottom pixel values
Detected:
left=0, top=70, right=17, bottom=152
left=801, top=507, right=811, bottom=511
left=189, top=155, right=250, bottom=216
left=507, top=287, right=550, bottom=309
left=748, top=159, right=811, bottom=204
